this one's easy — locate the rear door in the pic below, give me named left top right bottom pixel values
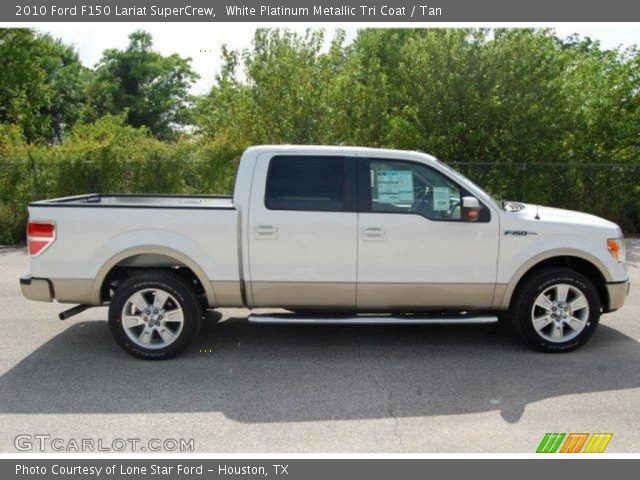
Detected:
left=247, top=154, right=358, bottom=308
left=356, top=157, right=500, bottom=309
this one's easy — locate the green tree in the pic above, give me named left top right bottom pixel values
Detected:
left=0, top=29, right=50, bottom=142
left=0, top=29, right=88, bottom=143
left=40, top=35, right=91, bottom=143
left=197, top=27, right=639, bottom=165
left=85, top=30, right=198, bottom=140
left=562, top=39, right=640, bottom=163
left=324, top=28, right=402, bottom=146
left=196, top=29, right=347, bottom=146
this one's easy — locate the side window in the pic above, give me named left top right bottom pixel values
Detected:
left=265, top=156, right=345, bottom=212
left=368, top=159, right=464, bottom=221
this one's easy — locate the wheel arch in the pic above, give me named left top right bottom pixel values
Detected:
left=496, top=250, right=611, bottom=311
left=92, top=246, right=216, bottom=307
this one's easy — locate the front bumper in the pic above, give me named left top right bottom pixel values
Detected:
left=20, top=275, right=53, bottom=302
left=606, top=279, right=630, bottom=312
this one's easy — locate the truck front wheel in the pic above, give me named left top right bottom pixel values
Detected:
left=509, top=267, right=601, bottom=352
left=108, top=271, right=202, bottom=360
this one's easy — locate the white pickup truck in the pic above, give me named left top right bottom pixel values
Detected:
left=21, top=145, right=629, bottom=359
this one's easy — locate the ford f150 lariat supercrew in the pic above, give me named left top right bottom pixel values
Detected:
left=20, top=146, right=629, bottom=359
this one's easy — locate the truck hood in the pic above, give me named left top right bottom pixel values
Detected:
left=511, top=203, right=621, bottom=233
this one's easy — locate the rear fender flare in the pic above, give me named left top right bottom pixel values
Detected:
left=92, top=245, right=216, bottom=306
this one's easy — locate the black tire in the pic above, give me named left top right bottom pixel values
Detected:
left=509, top=267, right=601, bottom=353
left=108, top=271, right=202, bottom=360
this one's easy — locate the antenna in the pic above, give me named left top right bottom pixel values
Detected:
left=535, top=204, right=540, bottom=220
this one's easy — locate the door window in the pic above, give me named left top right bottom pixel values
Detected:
left=367, top=159, right=464, bottom=220
left=265, top=156, right=345, bottom=212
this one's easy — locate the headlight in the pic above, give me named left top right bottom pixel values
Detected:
left=607, top=237, right=625, bottom=262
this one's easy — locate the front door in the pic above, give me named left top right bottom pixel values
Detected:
left=356, top=157, right=500, bottom=310
left=248, top=154, right=358, bottom=308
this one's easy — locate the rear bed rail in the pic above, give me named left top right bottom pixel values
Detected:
left=29, top=193, right=235, bottom=210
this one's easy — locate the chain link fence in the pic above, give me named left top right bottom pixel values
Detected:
left=450, top=161, right=640, bottom=235
left=1, top=158, right=639, bottom=243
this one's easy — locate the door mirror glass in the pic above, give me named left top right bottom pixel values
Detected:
left=462, top=196, right=479, bottom=208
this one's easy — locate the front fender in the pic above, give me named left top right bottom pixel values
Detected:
left=494, top=233, right=621, bottom=309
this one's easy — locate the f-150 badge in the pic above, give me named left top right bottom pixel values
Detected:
left=504, top=230, right=538, bottom=236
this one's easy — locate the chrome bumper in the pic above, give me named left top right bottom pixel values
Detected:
left=606, top=279, right=630, bottom=312
left=20, top=275, right=53, bottom=302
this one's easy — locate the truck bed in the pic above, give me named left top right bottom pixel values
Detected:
left=26, top=192, right=241, bottom=307
left=30, top=193, right=234, bottom=210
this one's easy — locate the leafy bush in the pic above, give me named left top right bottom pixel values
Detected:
left=0, top=116, right=243, bottom=243
left=2, top=28, right=640, bottom=243
left=1, top=120, right=638, bottom=244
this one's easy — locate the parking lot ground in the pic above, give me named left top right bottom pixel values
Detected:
left=0, top=241, right=639, bottom=453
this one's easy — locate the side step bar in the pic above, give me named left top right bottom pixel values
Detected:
left=247, top=314, right=498, bottom=325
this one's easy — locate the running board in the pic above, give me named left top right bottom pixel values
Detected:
left=247, top=314, right=498, bottom=325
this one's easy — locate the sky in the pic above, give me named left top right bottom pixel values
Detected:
left=27, top=23, right=640, bottom=95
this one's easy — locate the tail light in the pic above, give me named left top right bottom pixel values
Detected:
left=27, top=221, right=56, bottom=256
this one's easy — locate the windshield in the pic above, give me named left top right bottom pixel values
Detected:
left=432, top=158, right=501, bottom=210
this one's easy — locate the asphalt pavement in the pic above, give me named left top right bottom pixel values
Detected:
left=0, top=241, right=638, bottom=452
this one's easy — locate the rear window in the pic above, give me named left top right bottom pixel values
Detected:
left=265, top=156, right=345, bottom=211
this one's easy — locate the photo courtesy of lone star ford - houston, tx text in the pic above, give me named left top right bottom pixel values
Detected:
left=0, top=0, right=639, bottom=478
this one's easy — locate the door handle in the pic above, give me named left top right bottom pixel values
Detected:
left=362, top=226, right=385, bottom=241
left=254, top=224, right=278, bottom=240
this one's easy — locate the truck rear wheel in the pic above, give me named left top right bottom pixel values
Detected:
left=509, top=267, right=601, bottom=352
left=108, top=271, right=202, bottom=360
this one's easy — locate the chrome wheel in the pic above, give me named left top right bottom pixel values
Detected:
left=121, top=288, right=184, bottom=350
left=531, top=283, right=590, bottom=343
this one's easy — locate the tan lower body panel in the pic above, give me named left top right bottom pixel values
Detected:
left=606, top=280, right=630, bottom=311
left=491, top=284, right=509, bottom=309
left=357, top=282, right=496, bottom=310
left=21, top=277, right=54, bottom=302
left=249, top=281, right=496, bottom=310
left=211, top=281, right=244, bottom=307
left=51, top=278, right=95, bottom=304
left=43, top=278, right=240, bottom=307
left=250, top=282, right=355, bottom=308
left=38, top=278, right=504, bottom=311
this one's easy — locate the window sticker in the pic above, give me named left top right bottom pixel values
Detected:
left=432, top=186, right=451, bottom=211
left=376, top=170, right=414, bottom=204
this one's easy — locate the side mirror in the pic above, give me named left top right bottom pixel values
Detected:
left=462, top=196, right=481, bottom=222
